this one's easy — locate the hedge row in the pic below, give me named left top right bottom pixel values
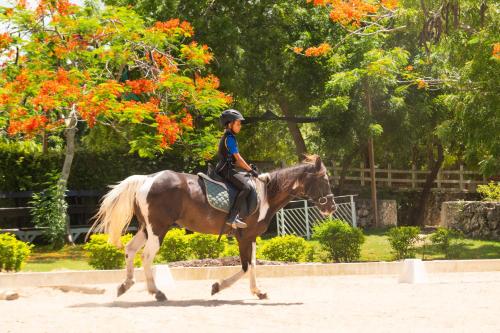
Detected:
left=0, top=143, right=193, bottom=192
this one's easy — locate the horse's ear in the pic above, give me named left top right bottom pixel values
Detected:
left=315, top=156, right=322, bottom=170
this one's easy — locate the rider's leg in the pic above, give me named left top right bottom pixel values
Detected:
left=226, top=170, right=251, bottom=228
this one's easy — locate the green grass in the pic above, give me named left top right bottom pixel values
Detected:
left=18, top=230, right=500, bottom=272
left=23, top=244, right=91, bottom=272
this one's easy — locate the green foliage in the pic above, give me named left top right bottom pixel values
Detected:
left=158, top=228, right=191, bottom=262
left=187, top=233, right=226, bottom=259
left=259, top=235, right=311, bottom=262
left=312, top=218, right=365, bottom=262
left=477, top=182, right=500, bottom=201
left=84, top=233, right=140, bottom=270
left=29, top=173, right=67, bottom=249
left=0, top=233, right=33, bottom=272
left=430, top=228, right=464, bottom=259
left=387, top=226, right=421, bottom=260
left=222, top=242, right=240, bottom=257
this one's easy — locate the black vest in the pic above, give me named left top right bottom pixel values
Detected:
left=215, top=130, right=236, bottom=176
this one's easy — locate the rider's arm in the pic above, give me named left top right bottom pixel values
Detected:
left=233, top=153, right=252, bottom=172
left=226, top=135, right=252, bottom=172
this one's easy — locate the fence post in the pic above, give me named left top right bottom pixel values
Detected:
left=360, top=162, right=365, bottom=186
left=459, top=164, right=465, bottom=191
left=304, top=200, right=310, bottom=239
left=277, top=209, right=281, bottom=236
left=411, top=164, right=416, bottom=189
left=350, top=195, right=357, bottom=228
left=387, top=163, right=392, bottom=187
left=437, top=169, right=442, bottom=189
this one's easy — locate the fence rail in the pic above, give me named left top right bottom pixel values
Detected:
left=277, top=195, right=357, bottom=239
left=329, top=163, right=487, bottom=192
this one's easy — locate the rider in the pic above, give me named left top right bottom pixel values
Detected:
left=215, top=109, right=259, bottom=229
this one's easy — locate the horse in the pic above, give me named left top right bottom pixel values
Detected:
left=90, top=154, right=336, bottom=301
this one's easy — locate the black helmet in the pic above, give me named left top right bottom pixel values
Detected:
left=220, top=109, right=244, bottom=126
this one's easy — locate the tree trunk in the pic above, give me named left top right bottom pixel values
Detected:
left=338, top=147, right=359, bottom=194
left=278, top=100, right=307, bottom=161
left=59, top=107, right=78, bottom=245
left=412, top=142, right=444, bottom=226
left=365, top=85, right=379, bottom=227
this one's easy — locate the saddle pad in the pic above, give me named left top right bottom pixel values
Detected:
left=202, top=177, right=232, bottom=213
left=198, top=173, right=259, bottom=217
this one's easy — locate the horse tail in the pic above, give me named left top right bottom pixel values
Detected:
left=88, top=175, right=148, bottom=247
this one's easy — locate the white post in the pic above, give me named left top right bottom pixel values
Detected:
left=350, top=195, right=357, bottom=228
left=277, top=209, right=281, bottom=236
left=305, top=200, right=310, bottom=239
left=281, top=209, right=285, bottom=235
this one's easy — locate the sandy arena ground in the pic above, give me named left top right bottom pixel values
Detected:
left=1, top=272, right=500, bottom=333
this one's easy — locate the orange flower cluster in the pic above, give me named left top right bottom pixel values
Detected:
left=304, top=43, right=332, bottom=57
left=147, top=52, right=179, bottom=72
left=181, top=112, right=193, bottom=128
left=126, top=79, right=156, bottom=95
left=381, top=0, right=398, bottom=10
left=293, top=46, right=304, bottom=54
left=8, top=114, right=48, bottom=136
left=32, top=68, right=81, bottom=112
left=53, top=34, right=88, bottom=59
left=181, top=42, right=213, bottom=64
left=151, top=19, right=195, bottom=37
left=156, top=114, right=181, bottom=147
left=328, top=0, right=378, bottom=26
left=307, top=0, right=396, bottom=27
left=195, top=74, right=220, bottom=90
left=405, top=65, right=414, bottom=71
left=0, top=33, right=13, bottom=49
left=35, top=0, right=77, bottom=17
left=416, top=79, right=428, bottom=89
left=493, top=43, right=500, bottom=59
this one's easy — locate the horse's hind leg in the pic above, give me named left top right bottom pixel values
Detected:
left=142, top=225, right=166, bottom=301
left=117, top=228, right=146, bottom=297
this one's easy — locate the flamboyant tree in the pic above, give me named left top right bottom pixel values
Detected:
left=0, top=0, right=232, bottom=242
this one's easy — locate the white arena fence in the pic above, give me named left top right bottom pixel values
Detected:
left=276, top=195, right=357, bottom=239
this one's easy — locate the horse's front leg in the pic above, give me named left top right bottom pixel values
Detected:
left=248, top=241, right=267, bottom=299
left=211, top=239, right=251, bottom=295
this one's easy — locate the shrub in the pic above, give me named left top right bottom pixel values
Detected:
left=430, top=227, right=464, bottom=259
left=187, top=233, right=225, bottom=259
left=84, top=233, right=140, bottom=270
left=29, top=173, right=67, bottom=249
left=222, top=242, right=240, bottom=257
left=158, top=228, right=191, bottom=262
left=259, top=235, right=310, bottom=262
left=312, top=218, right=365, bottom=262
left=477, top=181, right=500, bottom=201
left=387, top=226, right=421, bottom=260
left=0, top=233, right=33, bottom=272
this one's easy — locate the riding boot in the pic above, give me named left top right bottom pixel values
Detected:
left=226, top=192, right=248, bottom=229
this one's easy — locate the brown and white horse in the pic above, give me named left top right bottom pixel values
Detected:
left=90, top=155, right=335, bottom=301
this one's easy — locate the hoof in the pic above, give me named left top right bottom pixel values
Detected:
left=117, top=284, right=127, bottom=297
left=257, top=292, right=268, bottom=300
left=155, top=291, right=167, bottom=302
left=211, top=282, right=220, bottom=296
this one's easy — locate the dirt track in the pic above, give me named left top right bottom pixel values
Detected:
left=2, top=272, right=499, bottom=332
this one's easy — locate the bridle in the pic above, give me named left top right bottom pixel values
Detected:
left=293, top=171, right=335, bottom=206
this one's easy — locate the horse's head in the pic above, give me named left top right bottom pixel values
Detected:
left=294, top=155, right=336, bottom=217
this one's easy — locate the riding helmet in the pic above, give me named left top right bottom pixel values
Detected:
left=220, top=109, right=244, bottom=126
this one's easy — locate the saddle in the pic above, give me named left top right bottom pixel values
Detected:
left=197, top=164, right=259, bottom=218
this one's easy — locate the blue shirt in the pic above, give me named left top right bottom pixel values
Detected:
left=226, top=133, right=239, bottom=155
